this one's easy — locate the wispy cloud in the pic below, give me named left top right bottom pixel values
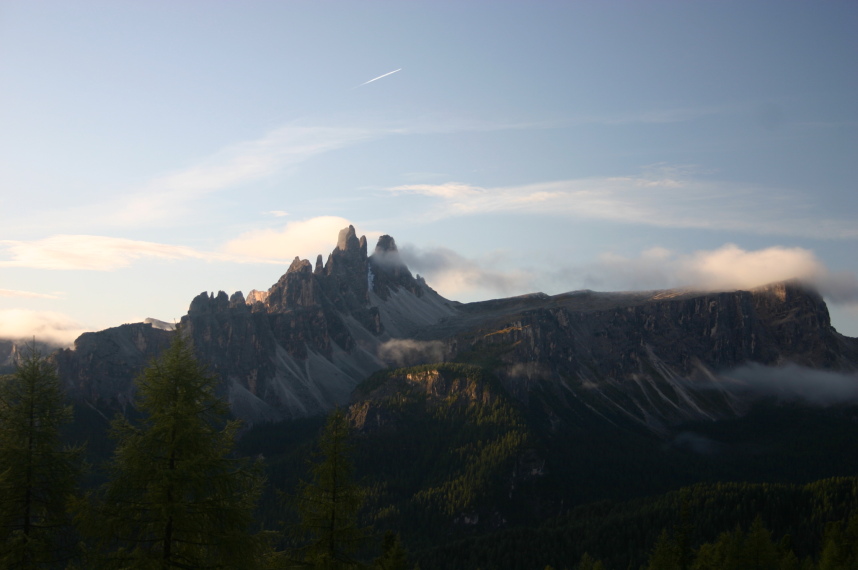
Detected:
left=0, top=235, right=216, bottom=271
left=0, top=234, right=280, bottom=271
left=389, top=167, right=858, bottom=240
left=0, top=289, right=62, bottom=300
left=107, top=124, right=377, bottom=227
left=0, top=217, right=375, bottom=271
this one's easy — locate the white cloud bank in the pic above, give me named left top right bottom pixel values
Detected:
left=0, top=309, right=90, bottom=347
left=390, top=168, right=858, bottom=240
left=223, top=216, right=380, bottom=263
left=402, top=242, right=858, bottom=304
left=575, top=244, right=858, bottom=301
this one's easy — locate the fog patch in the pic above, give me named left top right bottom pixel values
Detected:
left=671, top=431, right=724, bottom=455
left=378, top=339, right=449, bottom=367
left=718, top=363, right=858, bottom=406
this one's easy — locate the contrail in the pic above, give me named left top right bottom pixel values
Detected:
left=358, top=68, right=402, bottom=87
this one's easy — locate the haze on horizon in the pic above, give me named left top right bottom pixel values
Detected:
left=1, top=1, right=856, bottom=345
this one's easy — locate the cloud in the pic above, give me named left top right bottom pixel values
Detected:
left=222, top=216, right=380, bottom=263
left=399, top=245, right=530, bottom=298
left=0, top=309, right=90, bottom=347
left=108, top=124, right=376, bottom=227
left=0, top=234, right=286, bottom=271
left=0, top=235, right=217, bottom=271
left=394, top=242, right=858, bottom=305
left=389, top=167, right=858, bottom=240
left=378, top=339, right=449, bottom=367
left=9, top=123, right=378, bottom=233
left=0, top=217, right=381, bottom=271
left=717, top=363, right=858, bottom=406
left=0, top=288, right=62, bottom=300
left=572, top=244, right=858, bottom=302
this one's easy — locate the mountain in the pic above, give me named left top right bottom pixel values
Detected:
left=54, top=226, right=457, bottom=422
left=51, top=226, right=858, bottom=430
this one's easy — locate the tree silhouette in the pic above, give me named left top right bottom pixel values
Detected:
left=0, top=342, right=83, bottom=569
left=293, top=408, right=367, bottom=569
left=80, top=331, right=265, bottom=569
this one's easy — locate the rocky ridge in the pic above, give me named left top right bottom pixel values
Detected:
left=55, top=227, right=456, bottom=422
left=50, top=226, right=858, bottom=430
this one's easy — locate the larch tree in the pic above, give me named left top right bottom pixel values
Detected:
left=292, top=407, right=367, bottom=569
left=0, top=342, right=83, bottom=569
left=80, top=330, right=265, bottom=569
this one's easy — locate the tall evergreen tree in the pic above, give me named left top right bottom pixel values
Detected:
left=0, top=342, right=83, bottom=569
left=80, top=331, right=265, bottom=569
left=293, top=408, right=367, bottom=569
left=373, top=531, right=407, bottom=570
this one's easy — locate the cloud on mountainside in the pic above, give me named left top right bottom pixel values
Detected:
left=716, top=363, right=858, bottom=407
left=0, top=309, right=89, bottom=347
left=378, top=339, right=449, bottom=368
left=399, top=245, right=531, bottom=298
left=389, top=167, right=858, bottom=240
left=401, top=242, right=858, bottom=304
left=572, top=244, right=858, bottom=302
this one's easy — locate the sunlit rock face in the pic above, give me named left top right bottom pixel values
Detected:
left=53, top=226, right=857, bottom=428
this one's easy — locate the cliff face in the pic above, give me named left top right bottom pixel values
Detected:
left=53, top=323, right=173, bottom=408
left=425, top=281, right=858, bottom=433
left=52, top=226, right=858, bottom=427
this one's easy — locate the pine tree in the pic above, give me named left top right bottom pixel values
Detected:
left=0, top=342, right=83, bottom=569
left=373, top=531, right=407, bottom=570
left=293, top=407, right=367, bottom=569
left=80, top=331, right=265, bottom=569
left=646, top=529, right=681, bottom=570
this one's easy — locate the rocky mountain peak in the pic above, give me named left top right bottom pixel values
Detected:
left=374, top=234, right=399, bottom=254
left=287, top=256, right=313, bottom=274
left=336, top=225, right=361, bottom=252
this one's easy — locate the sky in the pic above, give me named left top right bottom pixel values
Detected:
left=1, top=0, right=857, bottom=346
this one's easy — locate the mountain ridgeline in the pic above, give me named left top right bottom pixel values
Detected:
left=52, top=226, right=858, bottom=432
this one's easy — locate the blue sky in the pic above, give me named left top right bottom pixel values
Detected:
left=1, top=1, right=857, bottom=344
